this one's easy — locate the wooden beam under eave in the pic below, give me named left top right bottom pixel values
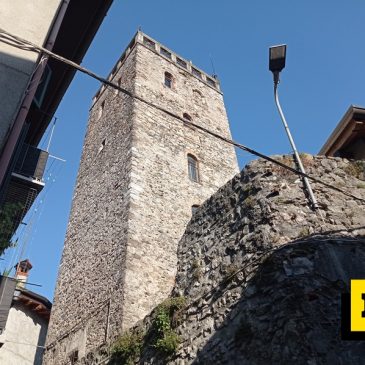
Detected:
left=327, top=120, right=356, bottom=156
left=34, top=304, right=44, bottom=311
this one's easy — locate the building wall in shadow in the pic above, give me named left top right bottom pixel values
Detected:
left=0, top=0, right=61, bottom=150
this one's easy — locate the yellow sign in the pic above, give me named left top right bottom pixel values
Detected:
left=350, top=279, right=365, bottom=332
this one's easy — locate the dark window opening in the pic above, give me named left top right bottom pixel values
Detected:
left=188, top=154, right=199, bottom=182
left=176, top=57, right=187, bottom=69
left=143, top=37, right=155, bottom=50
left=192, top=67, right=202, bottom=79
left=206, top=77, right=216, bottom=87
left=33, top=64, right=52, bottom=108
left=160, top=48, right=172, bottom=59
left=98, top=139, right=106, bottom=155
left=69, top=350, right=78, bottom=365
left=183, top=113, right=192, bottom=121
left=164, top=72, right=173, bottom=88
left=115, top=77, right=121, bottom=94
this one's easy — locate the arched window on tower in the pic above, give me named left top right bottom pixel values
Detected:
left=187, top=154, right=199, bottom=182
left=164, top=72, right=173, bottom=88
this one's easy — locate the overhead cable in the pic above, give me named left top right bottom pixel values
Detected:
left=0, top=28, right=364, bottom=205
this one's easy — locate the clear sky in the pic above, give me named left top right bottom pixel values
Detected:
left=2, top=0, right=365, bottom=300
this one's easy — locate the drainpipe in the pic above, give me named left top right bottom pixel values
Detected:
left=0, top=0, right=70, bottom=189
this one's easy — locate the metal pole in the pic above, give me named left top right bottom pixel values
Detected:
left=46, top=117, right=57, bottom=152
left=273, top=79, right=319, bottom=209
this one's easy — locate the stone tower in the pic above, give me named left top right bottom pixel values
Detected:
left=44, top=31, right=239, bottom=364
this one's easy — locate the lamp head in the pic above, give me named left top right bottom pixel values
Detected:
left=269, top=44, right=287, bottom=73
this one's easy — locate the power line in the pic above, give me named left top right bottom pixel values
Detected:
left=0, top=28, right=364, bottom=206
left=2, top=28, right=364, bottom=352
left=0, top=28, right=365, bottom=203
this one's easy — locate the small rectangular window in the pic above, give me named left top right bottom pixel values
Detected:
left=188, top=154, right=199, bottom=182
left=160, top=48, right=172, bottom=59
left=206, top=77, right=216, bottom=87
left=69, top=350, right=78, bottom=365
left=192, top=67, right=202, bottom=79
left=115, top=77, right=121, bottom=95
left=176, top=58, right=187, bottom=69
left=143, top=37, right=155, bottom=50
left=164, top=72, right=173, bottom=88
left=33, top=65, right=52, bottom=108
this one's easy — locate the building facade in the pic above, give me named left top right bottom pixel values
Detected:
left=44, top=31, right=239, bottom=364
left=0, top=0, right=61, bottom=151
left=0, top=261, right=52, bottom=365
left=320, top=105, right=365, bottom=159
left=0, top=0, right=113, bottom=246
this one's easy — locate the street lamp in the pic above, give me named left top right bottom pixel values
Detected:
left=269, top=44, right=286, bottom=83
left=269, top=45, right=319, bottom=210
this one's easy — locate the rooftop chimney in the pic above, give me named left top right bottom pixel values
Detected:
left=14, top=259, right=32, bottom=289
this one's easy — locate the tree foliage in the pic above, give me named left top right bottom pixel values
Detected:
left=0, top=203, right=21, bottom=255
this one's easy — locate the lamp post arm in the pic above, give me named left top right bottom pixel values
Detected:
left=273, top=82, right=319, bottom=210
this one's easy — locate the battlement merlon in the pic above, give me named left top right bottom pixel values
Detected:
left=92, top=30, right=222, bottom=107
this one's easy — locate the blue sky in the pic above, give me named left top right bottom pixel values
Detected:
left=2, top=0, right=365, bottom=300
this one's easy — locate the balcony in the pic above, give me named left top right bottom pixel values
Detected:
left=1, top=145, right=48, bottom=240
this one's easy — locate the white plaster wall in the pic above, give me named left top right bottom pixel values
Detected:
left=0, top=0, right=61, bottom=149
left=0, top=302, right=48, bottom=365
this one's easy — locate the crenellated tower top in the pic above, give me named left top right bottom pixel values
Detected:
left=92, top=30, right=221, bottom=106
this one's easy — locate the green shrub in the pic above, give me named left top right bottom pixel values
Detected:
left=111, top=330, right=144, bottom=365
left=152, top=296, right=186, bottom=355
left=298, top=226, right=310, bottom=238
left=156, top=296, right=187, bottom=314
left=155, top=329, right=180, bottom=355
left=0, top=203, right=22, bottom=255
left=191, top=259, right=202, bottom=281
left=345, top=161, right=365, bottom=179
left=244, top=196, right=255, bottom=209
left=222, top=263, right=239, bottom=282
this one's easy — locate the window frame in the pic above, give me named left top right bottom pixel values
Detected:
left=164, top=72, right=173, bottom=88
left=187, top=154, right=200, bottom=183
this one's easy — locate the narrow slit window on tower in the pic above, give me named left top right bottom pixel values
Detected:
left=164, top=72, right=173, bottom=88
left=187, top=154, right=199, bottom=182
left=97, top=100, right=105, bottom=120
left=191, top=204, right=200, bottom=215
left=115, top=77, right=121, bottom=95
left=183, top=113, right=192, bottom=122
left=97, top=139, right=106, bottom=155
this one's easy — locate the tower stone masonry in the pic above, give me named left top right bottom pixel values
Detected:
left=43, top=31, right=239, bottom=364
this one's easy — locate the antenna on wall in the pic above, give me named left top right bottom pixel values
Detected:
left=209, top=53, right=218, bottom=79
left=46, top=117, right=57, bottom=153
